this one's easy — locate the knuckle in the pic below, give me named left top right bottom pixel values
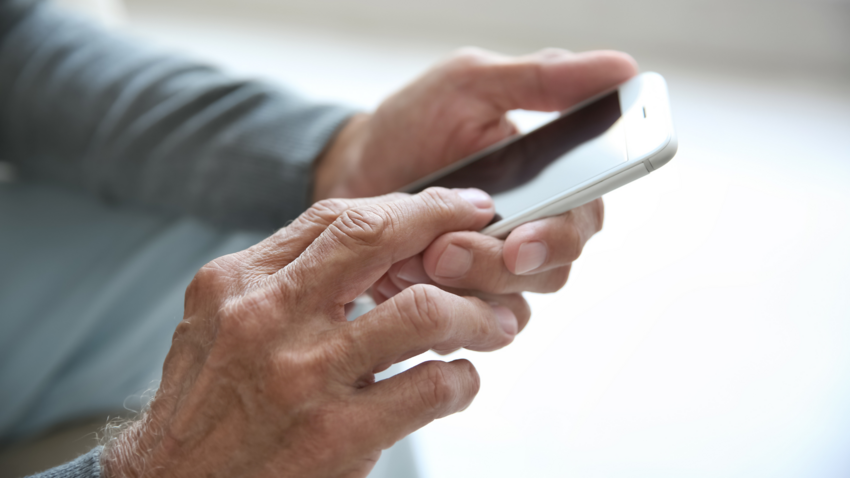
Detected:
left=198, top=297, right=276, bottom=378
left=184, top=259, right=230, bottom=307
left=397, top=284, right=450, bottom=340
left=420, top=187, right=460, bottom=217
left=171, top=319, right=192, bottom=340
left=330, top=206, right=391, bottom=249
left=320, top=329, right=358, bottom=374
left=416, top=362, right=457, bottom=413
left=278, top=349, right=328, bottom=379
left=216, top=298, right=252, bottom=338
left=443, top=47, right=498, bottom=83
left=170, top=318, right=201, bottom=348
left=216, top=290, right=279, bottom=342
left=190, top=263, right=223, bottom=290
left=447, top=47, right=490, bottom=67
left=271, top=347, right=333, bottom=399
left=302, top=198, right=351, bottom=227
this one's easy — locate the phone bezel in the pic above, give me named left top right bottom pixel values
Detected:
left=620, top=72, right=676, bottom=170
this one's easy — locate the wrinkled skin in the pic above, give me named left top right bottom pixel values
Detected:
left=104, top=189, right=525, bottom=477
left=104, top=48, right=637, bottom=477
left=315, top=47, right=636, bottom=310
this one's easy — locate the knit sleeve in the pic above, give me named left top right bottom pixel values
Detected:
left=26, top=447, right=102, bottom=478
left=0, top=1, right=357, bottom=230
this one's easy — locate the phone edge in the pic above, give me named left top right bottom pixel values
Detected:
left=482, top=132, right=678, bottom=238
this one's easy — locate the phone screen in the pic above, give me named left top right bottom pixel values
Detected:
left=412, top=91, right=627, bottom=220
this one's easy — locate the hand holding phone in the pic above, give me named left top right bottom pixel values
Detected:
left=345, top=49, right=642, bottom=305
left=404, top=72, right=678, bottom=238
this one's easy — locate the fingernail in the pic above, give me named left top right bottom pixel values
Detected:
left=455, top=188, right=492, bottom=209
left=376, top=277, right=401, bottom=299
left=435, top=244, right=472, bottom=278
left=397, top=256, right=430, bottom=284
left=491, top=304, right=518, bottom=336
left=515, top=241, right=548, bottom=275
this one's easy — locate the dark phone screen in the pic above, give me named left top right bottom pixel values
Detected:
left=414, top=91, right=627, bottom=219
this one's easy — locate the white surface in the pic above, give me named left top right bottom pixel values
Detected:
left=126, top=0, right=850, bottom=79
left=121, top=5, right=850, bottom=477
left=55, top=0, right=127, bottom=26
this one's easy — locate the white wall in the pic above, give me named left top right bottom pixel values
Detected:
left=125, top=0, right=850, bottom=80
left=54, top=0, right=126, bottom=26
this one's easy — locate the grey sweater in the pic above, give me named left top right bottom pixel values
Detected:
left=0, top=0, right=355, bottom=231
left=26, top=448, right=103, bottom=478
left=1, top=1, right=356, bottom=476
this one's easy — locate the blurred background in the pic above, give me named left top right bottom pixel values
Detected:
left=44, top=0, right=850, bottom=476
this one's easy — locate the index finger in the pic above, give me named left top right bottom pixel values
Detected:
left=281, top=187, right=495, bottom=308
left=339, top=284, right=517, bottom=376
left=382, top=198, right=603, bottom=295
left=455, top=48, right=638, bottom=112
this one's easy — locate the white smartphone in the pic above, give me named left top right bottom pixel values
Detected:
left=402, top=72, right=678, bottom=238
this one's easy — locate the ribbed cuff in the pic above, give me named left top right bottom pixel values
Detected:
left=27, top=446, right=102, bottom=478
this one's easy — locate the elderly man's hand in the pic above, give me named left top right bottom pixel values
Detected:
left=314, top=48, right=637, bottom=301
left=102, top=188, right=526, bottom=478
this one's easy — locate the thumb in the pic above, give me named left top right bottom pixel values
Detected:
left=451, top=48, right=638, bottom=113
